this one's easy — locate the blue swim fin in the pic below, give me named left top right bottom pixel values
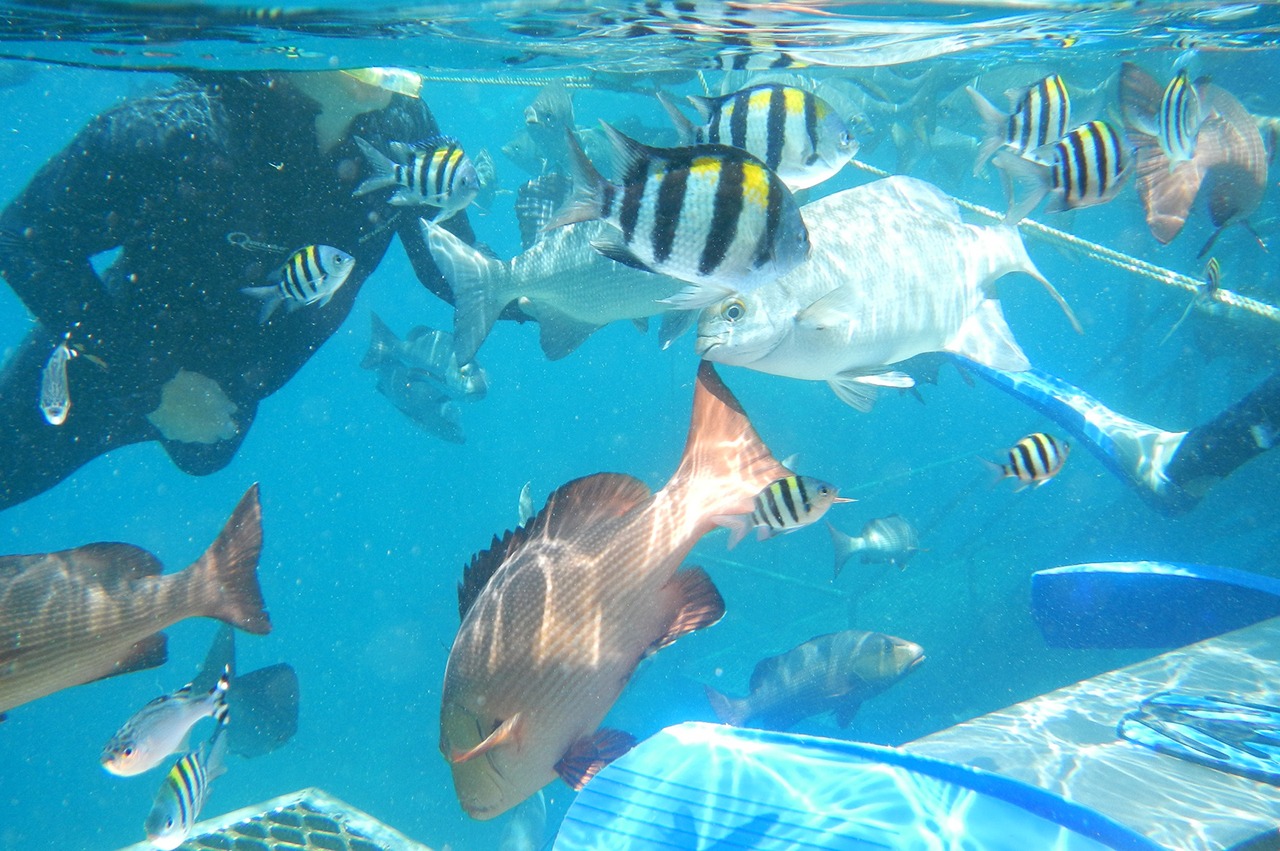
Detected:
left=1118, top=691, right=1280, bottom=785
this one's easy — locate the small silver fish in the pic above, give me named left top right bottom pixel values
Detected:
left=373, top=360, right=466, bottom=444
left=829, top=515, right=920, bottom=578
left=101, top=666, right=230, bottom=777
left=144, top=715, right=228, bottom=850
left=39, top=336, right=77, bottom=426
left=361, top=312, right=487, bottom=401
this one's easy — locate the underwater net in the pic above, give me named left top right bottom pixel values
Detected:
left=113, top=788, right=434, bottom=851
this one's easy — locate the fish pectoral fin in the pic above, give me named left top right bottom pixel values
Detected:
left=91, top=633, right=169, bottom=684
left=942, top=299, right=1030, bottom=373
left=523, top=301, right=601, bottom=361
left=590, top=236, right=651, bottom=273
left=834, top=698, right=863, bottom=728
left=450, top=712, right=524, bottom=765
left=554, top=728, right=637, bottom=791
left=850, top=370, right=914, bottom=389
left=650, top=567, right=726, bottom=655
left=709, top=513, right=752, bottom=550
left=795, top=287, right=857, bottom=332
left=827, top=375, right=879, bottom=413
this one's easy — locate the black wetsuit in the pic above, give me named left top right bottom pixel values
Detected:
left=0, top=73, right=473, bottom=510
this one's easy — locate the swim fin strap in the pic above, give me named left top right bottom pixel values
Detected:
left=1118, top=691, right=1280, bottom=785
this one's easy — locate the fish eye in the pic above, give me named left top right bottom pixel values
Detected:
left=722, top=299, right=746, bottom=322
left=123, top=747, right=134, bottom=757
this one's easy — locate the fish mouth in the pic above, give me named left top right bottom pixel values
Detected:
left=693, top=335, right=722, bottom=358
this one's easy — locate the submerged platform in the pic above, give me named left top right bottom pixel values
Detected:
left=904, top=616, right=1280, bottom=850
left=114, top=787, right=434, bottom=851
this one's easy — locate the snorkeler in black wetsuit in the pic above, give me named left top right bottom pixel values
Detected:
left=0, top=70, right=482, bottom=510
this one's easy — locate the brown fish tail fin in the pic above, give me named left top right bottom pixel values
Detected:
left=191, top=484, right=270, bottom=635
left=555, top=728, right=636, bottom=791
left=704, top=684, right=749, bottom=727
left=674, top=363, right=791, bottom=535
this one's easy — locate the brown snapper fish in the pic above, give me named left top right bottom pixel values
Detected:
left=440, top=361, right=792, bottom=820
left=0, top=485, right=270, bottom=718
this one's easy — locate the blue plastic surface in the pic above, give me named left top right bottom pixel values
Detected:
left=1033, top=562, right=1280, bottom=650
left=553, top=722, right=1163, bottom=850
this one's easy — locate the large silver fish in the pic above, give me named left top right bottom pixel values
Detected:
left=424, top=219, right=687, bottom=364
left=704, top=629, right=924, bottom=730
left=0, top=485, right=270, bottom=718
left=439, top=362, right=793, bottom=820
left=695, top=176, right=1080, bottom=412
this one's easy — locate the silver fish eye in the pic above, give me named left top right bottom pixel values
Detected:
left=722, top=299, right=746, bottom=322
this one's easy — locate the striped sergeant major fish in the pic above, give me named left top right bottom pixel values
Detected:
left=993, top=120, right=1132, bottom=225
left=1162, top=256, right=1222, bottom=345
left=549, top=123, right=810, bottom=310
left=144, top=713, right=229, bottom=850
left=658, top=83, right=858, bottom=191
left=983, top=432, right=1070, bottom=491
left=712, top=474, right=852, bottom=549
left=353, top=135, right=480, bottom=222
left=241, top=244, right=355, bottom=324
left=1157, top=69, right=1204, bottom=166
left=39, top=334, right=77, bottom=426
left=967, top=74, right=1071, bottom=175
left=101, top=666, right=230, bottom=777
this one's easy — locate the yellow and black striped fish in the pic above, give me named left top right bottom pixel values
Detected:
left=240, top=244, right=355, bottom=324
left=994, top=120, right=1132, bottom=224
left=714, top=474, right=852, bottom=549
left=1158, top=69, right=1203, bottom=165
left=968, top=74, right=1071, bottom=175
left=144, top=713, right=228, bottom=850
left=353, top=135, right=480, bottom=222
left=985, top=432, right=1069, bottom=491
left=659, top=83, right=857, bottom=191
left=549, top=123, right=810, bottom=309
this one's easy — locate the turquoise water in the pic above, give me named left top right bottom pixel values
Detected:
left=1, top=3, right=1279, bottom=849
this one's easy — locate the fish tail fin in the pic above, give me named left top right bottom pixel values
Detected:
left=966, top=85, right=1007, bottom=175
left=657, top=90, right=697, bottom=144
left=227, top=663, right=299, bottom=759
left=360, top=311, right=398, bottom=370
left=704, top=684, right=749, bottom=727
left=189, top=484, right=271, bottom=635
left=979, top=457, right=1009, bottom=488
left=546, top=127, right=607, bottom=230
left=991, top=149, right=1051, bottom=225
left=673, top=362, right=792, bottom=534
left=996, top=226, right=1083, bottom=334
left=828, top=521, right=863, bottom=579
left=352, top=136, right=400, bottom=197
left=421, top=218, right=515, bottom=366
left=240, top=285, right=284, bottom=324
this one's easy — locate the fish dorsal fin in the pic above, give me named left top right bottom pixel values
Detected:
left=458, top=529, right=520, bottom=622
left=943, top=299, right=1030, bottom=373
left=526, top=473, right=652, bottom=543
left=62, top=542, right=165, bottom=583
left=600, top=121, right=653, bottom=183
left=458, top=474, right=651, bottom=622
left=650, top=567, right=725, bottom=655
left=555, top=728, right=637, bottom=791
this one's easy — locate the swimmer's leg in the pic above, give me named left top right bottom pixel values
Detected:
left=1163, top=369, right=1280, bottom=503
left=953, top=356, right=1197, bottom=515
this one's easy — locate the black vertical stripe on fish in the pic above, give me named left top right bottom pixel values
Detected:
left=434, top=148, right=451, bottom=199
left=729, top=91, right=749, bottom=151
left=1031, top=433, right=1053, bottom=472
left=803, top=89, right=818, bottom=163
left=651, top=166, right=688, bottom=264
left=765, top=86, right=786, bottom=171
left=1066, top=129, right=1088, bottom=200
left=760, top=483, right=785, bottom=527
left=600, top=183, right=616, bottom=220
left=1034, top=78, right=1051, bottom=151
left=756, top=166, right=781, bottom=269
left=699, top=158, right=743, bottom=276
left=1090, top=122, right=1110, bottom=197
left=619, top=176, right=646, bottom=245
left=776, top=477, right=799, bottom=523
left=1013, top=441, right=1036, bottom=479
left=414, top=156, right=428, bottom=196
